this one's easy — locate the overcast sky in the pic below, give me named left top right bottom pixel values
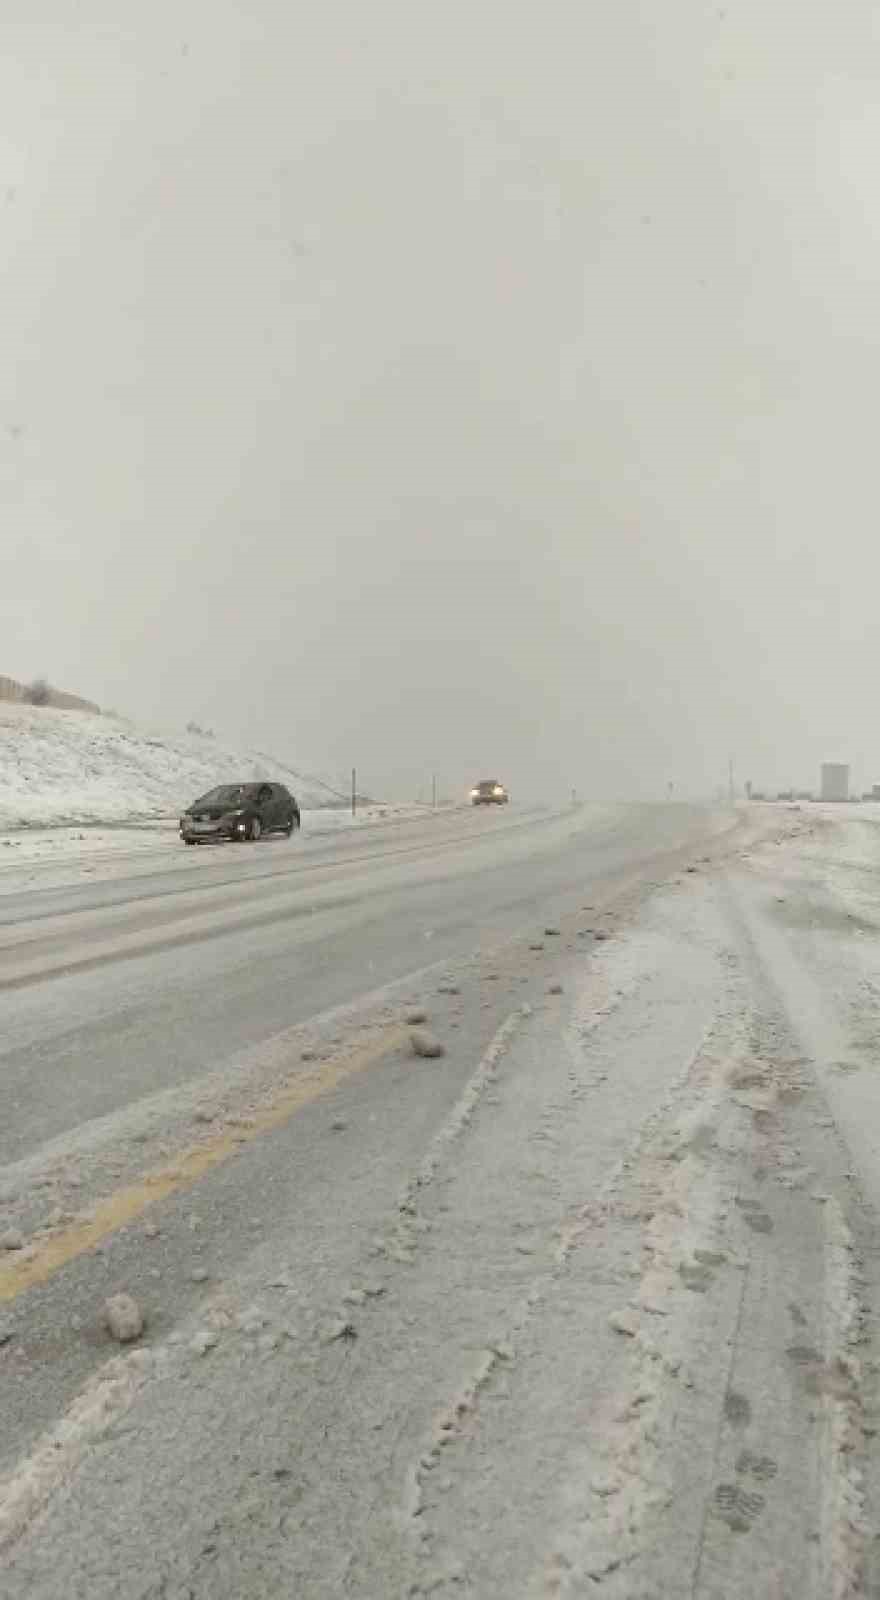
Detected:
left=2, top=2, right=879, bottom=801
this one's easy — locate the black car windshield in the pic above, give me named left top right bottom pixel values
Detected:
left=192, top=784, right=261, bottom=808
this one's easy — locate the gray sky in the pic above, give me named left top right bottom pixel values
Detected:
left=2, top=1, right=879, bottom=801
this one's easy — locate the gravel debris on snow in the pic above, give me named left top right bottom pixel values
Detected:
left=103, top=1294, right=144, bottom=1343
left=322, top=1318, right=357, bottom=1344
left=190, top=1330, right=219, bottom=1356
left=410, top=1029, right=446, bottom=1059
left=609, top=1308, right=640, bottom=1337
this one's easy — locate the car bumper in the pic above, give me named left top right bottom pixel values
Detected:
left=180, top=821, right=247, bottom=841
left=472, top=796, right=508, bottom=804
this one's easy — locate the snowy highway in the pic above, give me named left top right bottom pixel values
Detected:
left=2, top=800, right=880, bottom=1596
left=0, top=803, right=713, bottom=1162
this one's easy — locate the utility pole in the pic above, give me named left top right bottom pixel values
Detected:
left=352, top=767, right=356, bottom=818
left=728, top=757, right=735, bottom=807
left=432, top=773, right=437, bottom=810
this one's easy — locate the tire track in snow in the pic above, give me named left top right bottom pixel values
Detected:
left=395, top=879, right=870, bottom=1599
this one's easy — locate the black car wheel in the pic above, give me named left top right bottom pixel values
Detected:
left=286, top=813, right=300, bottom=837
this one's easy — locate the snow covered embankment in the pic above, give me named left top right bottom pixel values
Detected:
left=0, top=703, right=355, bottom=829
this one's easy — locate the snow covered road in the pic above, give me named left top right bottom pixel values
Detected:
left=3, top=802, right=880, bottom=1595
left=0, top=802, right=715, bottom=1163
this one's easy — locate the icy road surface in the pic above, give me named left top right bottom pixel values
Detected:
left=2, top=801, right=879, bottom=1596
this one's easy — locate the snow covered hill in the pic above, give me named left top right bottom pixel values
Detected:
left=0, top=703, right=344, bottom=828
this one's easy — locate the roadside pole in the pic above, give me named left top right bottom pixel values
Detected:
left=432, top=773, right=437, bottom=810
left=352, top=768, right=356, bottom=818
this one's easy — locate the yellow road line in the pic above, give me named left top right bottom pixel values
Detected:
left=0, top=1024, right=406, bottom=1304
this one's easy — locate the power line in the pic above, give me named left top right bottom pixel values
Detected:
left=250, top=749, right=385, bottom=807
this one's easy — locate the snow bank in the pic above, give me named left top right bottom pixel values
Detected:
left=0, top=703, right=342, bottom=828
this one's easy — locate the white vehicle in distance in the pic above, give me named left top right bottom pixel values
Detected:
left=470, top=778, right=509, bottom=806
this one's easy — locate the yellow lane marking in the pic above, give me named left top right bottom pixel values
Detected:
left=0, top=1024, right=406, bottom=1304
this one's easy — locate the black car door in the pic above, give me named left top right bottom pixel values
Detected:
left=269, top=784, right=289, bottom=829
left=255, top=784, right=275, bottom=829
left=271, top=784, right=292, bottom=830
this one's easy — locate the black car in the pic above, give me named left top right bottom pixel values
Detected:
left=179, top=782, right=301, bottom=844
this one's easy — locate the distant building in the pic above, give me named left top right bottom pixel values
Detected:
left=821, top=763, right=849, bottom=802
